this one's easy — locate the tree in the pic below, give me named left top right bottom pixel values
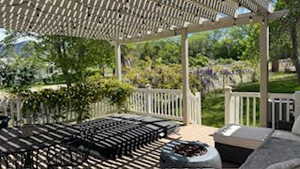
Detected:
left=29, top=35, right=114, bottom=86
left=272, top=0, right=300, bottom=81
left=1, top=31, right=115, bottom=87
left=240, top=24, right=261, bottom=81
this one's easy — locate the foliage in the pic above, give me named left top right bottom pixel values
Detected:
left=124, top=61, right=202, bottom=92
left=232, top=61, right=253, bottom=83
left=27, top=35, right=114, bottom=86
left=216, top=58, right=235, bottom=65
left=123, top=39, right=181, bottom=65
left=190, top=54, right=210, bottom=67
left=194, top=68, right=218, bottom=94
left=1, top=32, right=115, bottom=86
left=17, top=79, right=133, bottom=123
left=0, top=57, right=38, bottom=91
left=271, top=0, right=300, bottom=81
left=88, top=75, right=134, bottom=112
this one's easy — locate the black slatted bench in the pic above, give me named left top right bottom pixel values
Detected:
left=72, top=114, right=180, bottom=159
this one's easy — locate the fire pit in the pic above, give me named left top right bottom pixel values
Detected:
left=160, top=140, right=222, bottom=169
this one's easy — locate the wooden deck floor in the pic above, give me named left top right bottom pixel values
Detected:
left=80, top=125, right=239, bottom=169
left=1, top=125, right=240, bottom=169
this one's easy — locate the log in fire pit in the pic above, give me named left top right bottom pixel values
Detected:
left=160, top=140, right=222, bottom=169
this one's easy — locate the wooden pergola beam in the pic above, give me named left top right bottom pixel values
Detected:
left=190, top=0, right=239, bottom=17
left=120, top=10, right=288, bottom=44
left=250, top=0, right=273, bottom=13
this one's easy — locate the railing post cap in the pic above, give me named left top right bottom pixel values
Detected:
left=294, top=91, right=300, bottom=100
left=146, top=84, right=152, bottom=88
left=224, top=86, right=232, bottom=90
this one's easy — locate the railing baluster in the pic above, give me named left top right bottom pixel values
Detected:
left=272, top=98, right=275, bottom=129
left=253, top=97, right=256, bottom=126
left=247, top=97, right=250, bottom=126
left=279, top=98, right=283, bottom=121
left=287, top=99, right=290, bottom=122
left=240, top=96, right=243, bottom=125
left=234, top=96, right=237, bottom=124
left=175, top=94, right=178, bottom=118
left=179, top=94, right=183, bottom=119
left=168, top=94, right=171, bottom=117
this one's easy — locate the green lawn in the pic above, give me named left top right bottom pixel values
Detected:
left=235, top=73, right=300, bottom=93
left=202, top=90, right=225, bottom=128
left=202, top=73, right=300, bottom=128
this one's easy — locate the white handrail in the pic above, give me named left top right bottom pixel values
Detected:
left=0, top=88, right=202, bottom=126
left=128, top=88, right=202, bottom=124
left=128, top=88, right=184, bottom=121
left=0, top=98, right=116, bottom=126
left=225, top=87, right=294, bottom=129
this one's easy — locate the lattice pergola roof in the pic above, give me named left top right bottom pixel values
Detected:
left=0, top=0, right=273, bottom=43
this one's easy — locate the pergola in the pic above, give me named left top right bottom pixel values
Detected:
left=0, top=0, right=288, bottom=126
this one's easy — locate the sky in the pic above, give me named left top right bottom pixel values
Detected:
left=0, top=28, right=35, bottom=43
left=0, top=29, right=6, bottom=41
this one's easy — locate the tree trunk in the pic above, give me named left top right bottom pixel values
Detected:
left=290, top=24, right=300, bottom=82
left=61, top=68, right=72, bottom=87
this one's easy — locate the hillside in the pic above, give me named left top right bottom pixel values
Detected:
left=0, top=41, right=30, bottom=57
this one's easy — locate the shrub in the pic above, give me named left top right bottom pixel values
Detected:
left=216, top=58, right=235, bottom=65
left=88, top=77, right=134, bottom=112
left=124, top=64, right=202, bottom=92
left=17, top=79, right=133, bottom=123
left=190, top=54, right=210, bottom=67
left=0, top=62, right=36, bottom=91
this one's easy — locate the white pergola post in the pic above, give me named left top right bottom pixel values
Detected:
left=259, top=18, right=269, bottom=127
left=115, top=42, right=122, bottom=81
left=181, top=29, right=191, bottom=124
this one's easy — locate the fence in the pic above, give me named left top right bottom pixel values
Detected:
left=128, top=88, right=202, bottom=124
left=225, top=87, right=295, bottom=129
left=0, top=88, right=202, bottom=126
left=0, top=96, right=116, bottom=126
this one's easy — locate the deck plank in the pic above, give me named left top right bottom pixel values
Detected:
left=1, top=125, right=239, bottom=169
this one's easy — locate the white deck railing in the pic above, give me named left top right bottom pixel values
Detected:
left=0, top=88, right=202, bottom=126
left=128, top=88, right=202, bottom=124
left=225, top=87, right=295, bottom=129
left=189, top=92, right=202, bottom=125
left=0, top=96, right=116, bottom=126
left=128, top=89, right=183, bottom=120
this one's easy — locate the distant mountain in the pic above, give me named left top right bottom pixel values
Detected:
left=0, top=41, right=30, bottom=57
left=15, top=41, right=29, bottom=54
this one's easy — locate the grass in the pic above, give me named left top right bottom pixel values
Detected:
left=235, top=73, right=300, bottom=93
left=202, top=90, right=225, bottom=128
left=202, top=73, right=300, bottom=128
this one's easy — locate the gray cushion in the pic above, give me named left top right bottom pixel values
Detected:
left=240, top=137, right=300, bottom=169
left=293, top=115, right=300, bottom=136
left=266, top=159, right=300, bottom=169
left=214, top=124, right=273, bottom=149
left=272, top=130, right=300, bottom=142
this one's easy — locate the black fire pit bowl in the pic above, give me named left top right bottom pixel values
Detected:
left=160, top=140, right=222, bottom=169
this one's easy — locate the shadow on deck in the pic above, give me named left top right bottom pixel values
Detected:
left=1, top=125, right=239, bottom=169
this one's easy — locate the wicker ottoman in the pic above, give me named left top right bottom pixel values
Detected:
left=213, top=124, right=274, bottom=165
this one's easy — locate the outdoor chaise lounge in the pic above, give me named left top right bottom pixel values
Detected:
left=214, top=118, right=300, bottom=169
